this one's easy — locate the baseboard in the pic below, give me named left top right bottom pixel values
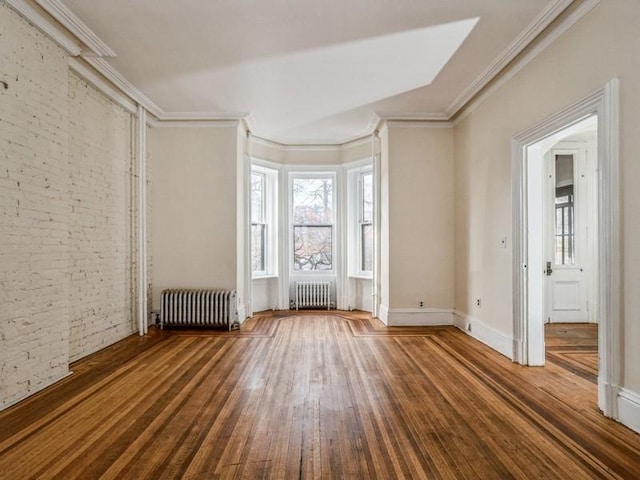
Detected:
left=617, top=388, right=640, bottom=434
left=379, top=304, right=389, bottom=325
left=453, top=310, right=514, bottom=360
left=385, top=308, right=454, bottom=326
left=237, top=304, right=247, bottom=324
left=352, top=295, right=373, bottom=313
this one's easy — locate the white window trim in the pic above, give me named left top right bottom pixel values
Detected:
left=289, top=170, right=338, bottom=275
left=251, top=162, right=279, bottom=279
left=347, top=161, right=373, bottom=279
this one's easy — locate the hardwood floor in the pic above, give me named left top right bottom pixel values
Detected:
left=0, top=312, right=638, bottom=479
left=545, top=323, right=599, bottom=383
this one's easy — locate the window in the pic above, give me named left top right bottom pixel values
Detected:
left=251, top=172, right=266, bottom=273
left=346, top=163, right=373, bottom=277
left=554, top=154, right=575, bottom=265
left=251, top=164, right=278, bottom=277
left=360, top=171, right=374, bottom=272
left=292, top=176, right=334, bottom=271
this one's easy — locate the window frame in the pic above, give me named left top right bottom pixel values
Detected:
left=347, top=162, right=374, bottom=279
left=251, top=163, right=278, bottom=279
left=289, top=171, right=337, bottom=274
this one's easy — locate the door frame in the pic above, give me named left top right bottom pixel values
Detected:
left=511, top=79, right=621, bottom=418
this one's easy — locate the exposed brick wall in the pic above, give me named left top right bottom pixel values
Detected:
left=68, top=72, right=136, bottom=362
left=0, top=4, right=139, bottom=408
left=0, top=4, right=71, bottom=408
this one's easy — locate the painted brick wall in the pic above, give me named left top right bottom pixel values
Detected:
left=68, top=72, right=136, bottom=362
left=0, top=4, right=71, bottom=408
left=0, top=4, right=139, bottom=408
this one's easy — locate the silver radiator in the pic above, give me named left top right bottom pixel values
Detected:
left=160, top=289, right=238, bottom=330
left=294, top=281, right=331, bottom=310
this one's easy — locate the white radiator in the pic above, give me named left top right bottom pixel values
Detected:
left=160, top=289, right=238, bottom=330
left=294, top=281, right=331, bottom=310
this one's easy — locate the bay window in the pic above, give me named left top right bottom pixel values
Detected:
left=291, top=175, right=335, bottom=271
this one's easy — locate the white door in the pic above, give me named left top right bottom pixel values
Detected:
left=544, top=144, right=589, bottom=323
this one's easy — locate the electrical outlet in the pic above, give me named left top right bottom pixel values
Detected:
left=419, top=301, right=424, bottom=308
left=476, top=298, right=481, bottom=307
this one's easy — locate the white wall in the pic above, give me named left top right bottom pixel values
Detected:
left=386, top=127, right=455, bottom=310
left=0, top=4, right=71, bottom=409
left=148, top=126, right=241, bottom=312
left=454, top=0, right=640, bottom=393
left=68, top=72, right=136, bottom=361
left=0, top=4, right=137, bottom=409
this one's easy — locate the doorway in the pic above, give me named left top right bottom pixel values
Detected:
left=542, top=119, right=598, bottom=326
left=511, top=79, right=621, bottom=418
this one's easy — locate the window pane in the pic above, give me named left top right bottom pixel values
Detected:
left=251, top=173, right=265, bottom=223
left=293, top=225, right=332, bottom=270
left=362, top=172, right=373, bottom=223
left=251, top=224, right=265, bottom=271
left=554, top=154, right=575, bottom=265
left=361, top=223, right=373, bottom=272
left=293, top=178, right=333, bottom=224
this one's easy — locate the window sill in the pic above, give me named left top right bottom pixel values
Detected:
left=252, top=274, right=279, bottom=281
left=349, top=274, right=373, bottom=280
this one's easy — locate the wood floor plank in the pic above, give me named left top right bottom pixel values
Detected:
left=0, top=312, right=638, bottom=479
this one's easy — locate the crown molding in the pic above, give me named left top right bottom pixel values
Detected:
left=453, top=0, right=600, bottom=126
left=250, top=133, right=375, bottom=153
left=4, top=0, right=82, bottom=55
left=69, top=58, right=136, bottom=114
left=34, top=0, right=116, bottom=57
left=149, top=119, right=242, bottom=129
left=6, top=0, right=598, bottom=145
left=445, top=0, right=573, bottom=117
left=252, top=135, right=341, bottom=151
left=82, top=57, right=163, bottom=117
left=376, top=112, right=449, bottom=122
left=154, top=111, right=250, bottom=122
left=385, top=120, right=454, bottom=129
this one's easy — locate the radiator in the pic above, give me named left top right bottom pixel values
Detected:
left=294, top=281, right=331, bottom=310
left=160, top=289, right=238, bottom=330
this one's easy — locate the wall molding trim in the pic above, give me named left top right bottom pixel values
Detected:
left=454, top=0, right=601, bottom=125
left=82, top=57, right=163, bottom=117
left=447, top=0, right=573, bottom=117
left=385, top=120, right=454, bottom=129
left=69, top=58, right=137, bottom=114
left=155, top=111, right=250, bottom=122
left=148, top=119, right=242, bottom=129
left=617, top=388, right=640, bottom=434
left=250, top=132, right=375, bottom=152
left=377, top=112, right=449, bottom=122
left=385, top=308, right=454, bottom=327
left=6, top=0, right=600, bottom=145
left=453, top=310, right=514, bottom=360
left=237, top=303, right=247, bottom=324
left=378, top=304, right=389, bottom=325
left=4, top=0, right=82, bottom=56
left=34, top=0, right=116, bottom=57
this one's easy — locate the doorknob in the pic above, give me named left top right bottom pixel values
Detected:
left=545, top=261, right=553, bottom=276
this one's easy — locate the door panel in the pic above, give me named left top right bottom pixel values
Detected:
left=544, top=144, right=589, bottom=323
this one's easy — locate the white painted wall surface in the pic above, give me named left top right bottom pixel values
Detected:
left=387, top=127, right=455, bottom=310
left=68, top=72, right=136, bottom=361
left=148, top=126, right=239, bottom=312
left=454, top=0, right=640, bottom=392
left=0, top=4, right=71, bottom=409
left=0, top=4, right=137, bottom=408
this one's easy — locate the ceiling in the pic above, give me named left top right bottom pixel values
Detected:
left=58, top=0, right=567, bottom=144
